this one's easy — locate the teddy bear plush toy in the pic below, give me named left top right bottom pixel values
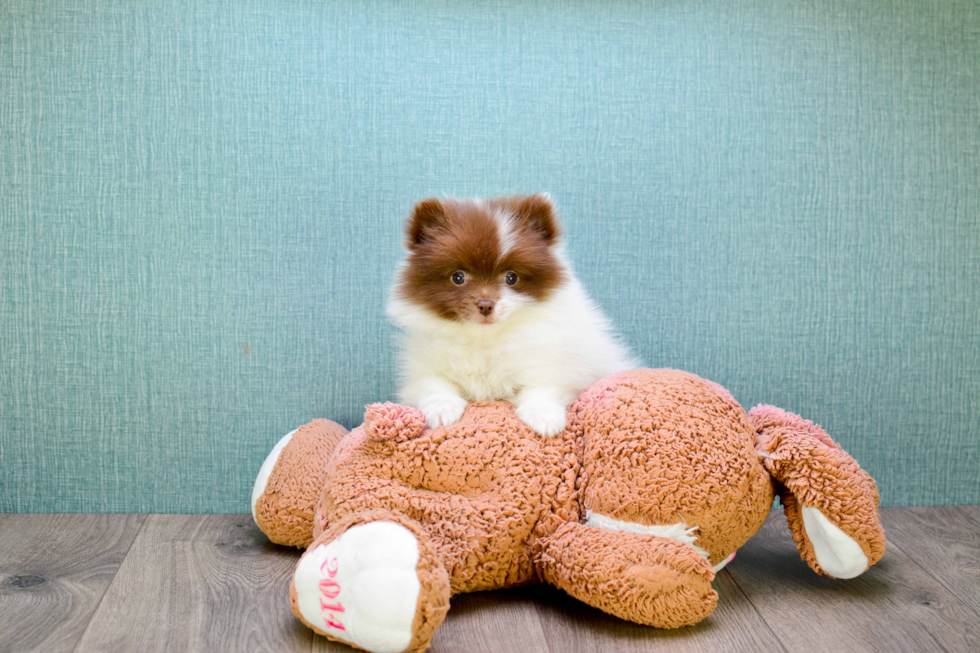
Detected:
left=251, top=369, right=885, bottom=653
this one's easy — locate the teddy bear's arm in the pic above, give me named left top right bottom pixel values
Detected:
left=533, top=521, right=718, bottom=629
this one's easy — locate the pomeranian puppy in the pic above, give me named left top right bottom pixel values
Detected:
left=387, top=193, right=640, bottom=437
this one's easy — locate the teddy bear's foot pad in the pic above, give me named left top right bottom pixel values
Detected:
left=294, top=521, right=421, bottom=653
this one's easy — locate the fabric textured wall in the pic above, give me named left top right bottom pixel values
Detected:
left=1, top=0, right=977, bottom=512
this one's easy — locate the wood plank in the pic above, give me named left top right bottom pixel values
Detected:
left=4, top=508, right=972, bottom=653
left=530, top=570, right=785, bottom=653
left=74, top=514, right=311, bottom=653
left=310, top=587, right=555, bottom=653
left=308, top=632, right=359, bottom=652
left=726, top=510, right=980, bottom=653
left=429, top=588, right=552, bottom=653
left=958, top=505, right=980, bottom=523
left=0, top=514, right=145, bottom=653
left=879, top=506, right=980, bottom=617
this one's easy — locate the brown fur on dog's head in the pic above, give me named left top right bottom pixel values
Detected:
left=395, top=194, right=566, bottom=324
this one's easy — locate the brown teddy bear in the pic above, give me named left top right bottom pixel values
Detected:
left=252, top=369, right=885, bottom=653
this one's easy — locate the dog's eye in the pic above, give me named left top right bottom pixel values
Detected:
left=452, top=271, right=466, bottom=285
left=505, top=271, right=518, bottom=286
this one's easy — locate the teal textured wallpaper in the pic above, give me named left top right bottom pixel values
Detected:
left=1, top=0, right=977, bottom=512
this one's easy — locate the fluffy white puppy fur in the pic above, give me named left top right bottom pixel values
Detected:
left=387, top=194, right=639, bottom=437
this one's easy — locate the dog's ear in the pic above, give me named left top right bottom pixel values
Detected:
left=406, top=198, right=447, bottom=249
left=515, top=193, right=561, bottom=243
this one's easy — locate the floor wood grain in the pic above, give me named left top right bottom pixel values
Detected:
left=879, top=506, right=980, bottom=617
left=727, top=510, right=980, bottom=653
left=428, top=588, right=554, bottom=653
left=2, top=508, right=978, bottom=653
left=73, top=515, right=310, bottom=653
left=529, top=571, right=785, bottom=653
left=309, top=586, right=556, bottom=652
left=0, top=514, right=145, bottom=653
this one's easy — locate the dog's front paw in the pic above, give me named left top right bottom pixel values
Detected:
left=418, top=394, right=468, bottom=429
left=516, top=395, right=568, bottom=437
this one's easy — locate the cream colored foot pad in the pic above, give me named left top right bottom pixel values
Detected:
left=294, top=522, right=421, bottom=653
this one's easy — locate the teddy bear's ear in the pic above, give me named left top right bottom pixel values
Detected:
left=364, top=402, right=427, bottom=441
left=750, top=404, right=886, bottom=579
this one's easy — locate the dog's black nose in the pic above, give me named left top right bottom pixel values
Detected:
left=477, top=300, right=495, bottom=316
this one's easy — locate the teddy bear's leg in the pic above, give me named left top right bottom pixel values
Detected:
left=750, top=405, right=886, bottom=579
left=252, top=419, right=348, bottom=548
left=291, top=509, right=450, bottom=653
left=534, top=521, right=718, bottom=628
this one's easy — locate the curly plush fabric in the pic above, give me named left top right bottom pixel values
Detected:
left=254, top=368, right=887, bottom=653
left=318, top=401, right=579, bottom=594
left=572, top=369, right=774, bottom=566
left=535, top=521, right=718, bottom=628
left=254, top=419, right=348, bottom=547
left=750, top=405, right=886, bottom=575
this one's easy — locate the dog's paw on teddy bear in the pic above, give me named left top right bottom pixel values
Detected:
left=252, top=369, right=886, bottom=653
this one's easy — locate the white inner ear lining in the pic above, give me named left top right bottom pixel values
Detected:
left=800, top=507, right=869, bottom=579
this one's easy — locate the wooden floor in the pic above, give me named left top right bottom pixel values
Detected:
left=1, top=507, right=978, bottom=653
